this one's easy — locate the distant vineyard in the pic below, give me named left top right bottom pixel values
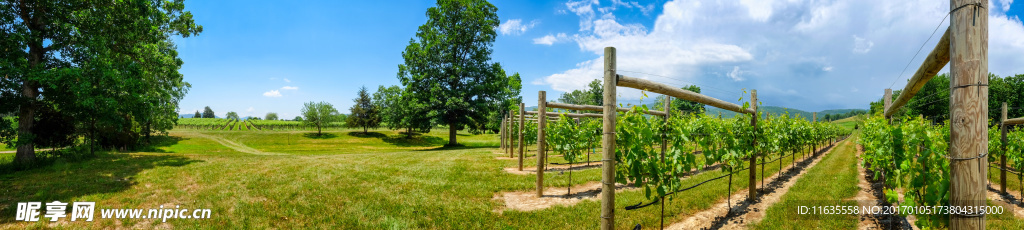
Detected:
left=175, top=118, right=345, bottom=131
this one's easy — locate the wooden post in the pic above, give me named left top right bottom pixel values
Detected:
left=949, top=0, right=988, bottom=228
left=884, top=89, right=892, bottom=123
left=537, top=91, right=547, bottom=198
left=519, top=103, right=525, bottom=171
left=661, top=96, right=670, bottom=230
left=1001, top=102, right=1008, bottom=194
left=600, top=47, right=617, bottom=230
left=748, top=90, right=758, bottom=201
left=500, top=116, right=506, bottom=149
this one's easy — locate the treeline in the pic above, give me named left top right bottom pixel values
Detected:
left=869, top=73, right=1024, bottom=123
left=1, top=1, right=203, bottom=167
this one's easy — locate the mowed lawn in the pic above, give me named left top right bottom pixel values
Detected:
left=0, top=126, right=832, bottom=229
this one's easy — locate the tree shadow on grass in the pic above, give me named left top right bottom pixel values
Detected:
left=303, top=133, right=339, bottom=139
left=382, top=134, right=446, bottom=147
left=345, top=131, right=386, bottom=138
left=0, top=153, right=202, bottom=223
left=137, top=135, right=187, bottom=153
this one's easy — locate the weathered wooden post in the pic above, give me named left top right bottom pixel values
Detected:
left=1001, top=102, right=1008, bottom=194
left=660, top=96, right=670, bottom=230
left=537, top=91, right=547, bottom=198
left=748, top=89, right=758, bottom=201
left=884, top=89, right=892, bottom=124
left=500, top=116, right=506, bottom=150
left=519, top=103, right=525, bottom=171
left=949, top=0, right=988, bottom=228
left=600, top=47, right=617, bottom=230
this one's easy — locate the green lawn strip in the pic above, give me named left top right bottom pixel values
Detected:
left=751, top=132, right=861, bottom=229
left=2, top=130, right=833, bottom=229
left=986, top=200, right=1024, bottom=229
left=195, top=128, right=498, bottom=155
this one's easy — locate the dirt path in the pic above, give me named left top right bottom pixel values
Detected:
left=667, top=140, right=844, bottom=230
left=492, top=181, right=637, bottom=212
left=189, top=132, right=285, bottom=156
left=852, top=144, right=916, bottom=230
left=986, top=183, right=1024, bottom=218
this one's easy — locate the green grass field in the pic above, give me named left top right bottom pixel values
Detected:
left=1, top=127, right=1020, bottom=229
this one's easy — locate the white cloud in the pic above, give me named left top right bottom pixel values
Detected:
left=263, top=90, right=282, bottom=97
left=852, top=35, right=874, bottom=53
left=281, top=86, right=299, bottom=90
left=498, top=19, right=539, bottom=35
left=537, top=0, right=1024, bottom=110
left=533, top=33, right=570, bottom=45
left=283, top=78, right=291, bottom=83
left=727, top=66, right=744, bottom=81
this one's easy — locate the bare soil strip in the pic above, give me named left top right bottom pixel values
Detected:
left=502, top=163, right=602, bottom=175
left=667, top=140, right=842, bottom=230
left=852, top=144, right=916, bottom=230
left=492, top=181, right=636, bottom=213
left=986, top=183, right=1024, bottom=218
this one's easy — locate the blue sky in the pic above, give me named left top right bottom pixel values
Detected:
left=174, top=0, right=1024, bottom=119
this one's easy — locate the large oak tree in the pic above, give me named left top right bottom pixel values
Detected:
left=398, top=0, right=520, bottom=146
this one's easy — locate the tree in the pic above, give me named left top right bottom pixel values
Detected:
left=398, top=0, right=519, bottom=146
left=225, top=112, right=240, bottom=121
left=294, top=116, right=304, bottom=122
left=347, top=86, right=381, bottom=134
left=203, top=106, right=216, bottom=118
left=265, top=112, right=279, bottom=121
left=193, top=111, right=201, bottom=118
left=301, top=101, right=338, bottom=135
left=373, top=85, right=432, bottom=137
left=1, top=0, right=202, bottom=164
left=654, top=85, right=704, bottom=114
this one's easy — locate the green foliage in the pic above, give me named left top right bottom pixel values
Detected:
left=397, top=0, right=517, bottom=145
left=860, top=116, right=951, bottom=229
left=303, top=101, right=339, bottom=135
left=347, top=86, right=381, bottom=133
left=193, top=111, right=201, bottom=118
left=373, top=85, right=431, bottom=136
left=265, top=112, right=279, bottom=121
left=225, top=112, right=240, bottom=121
left=203, top=106, right=216, bottom=118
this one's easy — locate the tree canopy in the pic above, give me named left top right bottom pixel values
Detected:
left=226, top=112, right=240, bottom=121
left=347, top=86, right=380, bottom=134
left=302, top=101, right=338, bottom=135
left=203, top=106, right=216, bottom=118
left=373, top=85, right=430, bottom=137
left=1, top=0, right=203, bottom=165
left=265, top=112, right=279, bottom=121
left=398, top=0, right=520, bottom=145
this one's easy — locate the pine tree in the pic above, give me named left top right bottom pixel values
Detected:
left=346, top=86, right=381, bottom=134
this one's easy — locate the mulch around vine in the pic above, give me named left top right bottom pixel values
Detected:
left=492, top=181, right=636, bottom=213
left=852, top=144, right=916, bottom=230
left=666, top=141, right=842, bottom=230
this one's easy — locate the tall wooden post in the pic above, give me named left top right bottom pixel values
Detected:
left=884, top=89, right=892, bottom=123
left=537, top=91, right=547, bottom=198
left=748, top=90, right=758, bottom=201
left=661, top=96, right=670, bottom=230
left=501, top=116, right=506, bottom=149
left=519, top=103, right=525, bottom=171
left=949, top=0, right=988, bottom=228
left=1001, top=102, right=1008, bottom=194
left=600, top=47, right=617, bottom=230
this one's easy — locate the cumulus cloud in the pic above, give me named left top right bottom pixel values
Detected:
left=535, top=0, right=1024, bottom=110
left=263, top=90, right=282, bottom=97
left=499, top=19, right=539, bottom=35
left=533, top=33, right=570, bottom=45
left=281, top=86, right=298, bottom=90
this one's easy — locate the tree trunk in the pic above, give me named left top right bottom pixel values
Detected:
left=15, top=44, right=44, bottom=165
left=448, top=121, right=457, bottom=146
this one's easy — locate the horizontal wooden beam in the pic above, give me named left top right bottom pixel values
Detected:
left=1005, top=117, right=1024, bottom=126
left=616, top=75, right=754, bottom=114
left=885, top=27, right=951, bottom=117
left=545, top=101, right=667, bottom=116
left=524, top=111, right=604, bottom=118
